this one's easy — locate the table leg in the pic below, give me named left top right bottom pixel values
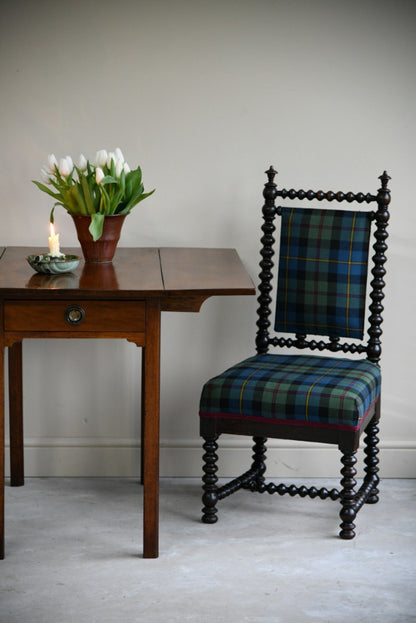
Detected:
left=140, top=348, right=145, bottom=485
left=9, top=342, right=24, bottom=486
left=0, top=338, right=4, bottom=560
left=142, top=299, right=161, bottom=558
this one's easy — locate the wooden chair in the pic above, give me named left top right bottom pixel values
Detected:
left=199, top=167, right=391, bottom=539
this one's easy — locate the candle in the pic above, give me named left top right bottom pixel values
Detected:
left=48, top=222, right=61, bottom=256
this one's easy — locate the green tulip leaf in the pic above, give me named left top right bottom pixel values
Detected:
left=80, top=176, right=97, bottom=215
left=32, top=180, right=62, bottom=202
left=100, top=175, right=118, bottom=185
left=89, top=213, right=105, bottom=241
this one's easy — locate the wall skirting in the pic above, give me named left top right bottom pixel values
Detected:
left=5, top=437, right=416, bottom=478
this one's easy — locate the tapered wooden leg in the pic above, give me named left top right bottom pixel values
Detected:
left=0, top=338, right=5, bottom=559
left=9, top=342, right=24, bottom=487
left=140, top=347, right=145, bottom=485
left=142, top=300, right=161, bottom=558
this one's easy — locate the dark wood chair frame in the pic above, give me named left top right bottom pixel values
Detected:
left=200, top=167, right=391, bottom=539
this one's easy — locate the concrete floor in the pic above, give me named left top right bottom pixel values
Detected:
left=1, top=478, right=415, bottom=623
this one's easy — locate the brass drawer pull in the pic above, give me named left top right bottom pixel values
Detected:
left=64, top=305, right=85, bottom=326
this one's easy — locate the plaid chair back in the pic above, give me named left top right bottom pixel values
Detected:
left=275, top=207, right=372, bottom=339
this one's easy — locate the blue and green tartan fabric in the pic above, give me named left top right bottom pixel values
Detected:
left=275, top=208, right=372, bottom=339
left=199, top=354, right=380, bottom=431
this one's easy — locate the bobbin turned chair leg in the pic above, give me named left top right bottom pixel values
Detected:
left=201, top=436, right=219, bottom=524
left=252, top=436, right=267, bottom=483
left=339, top=451, right=358, bottom=540
left=363, top=412, right=381, bottom=505
left=247, top=436, right=267, bottom=489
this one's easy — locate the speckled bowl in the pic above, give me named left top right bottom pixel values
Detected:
left=26, top=254, right=80, bottom=274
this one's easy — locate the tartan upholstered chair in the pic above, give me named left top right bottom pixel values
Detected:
left=199, top=167, right=391, bottom=539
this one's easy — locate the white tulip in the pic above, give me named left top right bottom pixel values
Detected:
left=95, top=149, right=108, bottom=167
left=65, top=155, right=73, bottom=171
left=107, top=151, right=115, bottom=169
left=58, top=157, right=71, bottom=178
left=123, top=162, right=130, bottom=174
left=78, top=154, right=88, bottom=171
left=115, top=160, right=123, bottom=178
left=114, top=147, right=124, bottom=164
left=47, top=153, right=58, bottom=173
left=95, top=166, right=105, bottom=184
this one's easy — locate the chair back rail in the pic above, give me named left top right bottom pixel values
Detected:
left=256, top=167, right=391, bottom=363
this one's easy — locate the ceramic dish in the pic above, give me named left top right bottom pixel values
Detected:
left=26, top=254, right=80, bottom=274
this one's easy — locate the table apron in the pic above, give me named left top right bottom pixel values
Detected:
left=4, top=300, right=146, bottom=333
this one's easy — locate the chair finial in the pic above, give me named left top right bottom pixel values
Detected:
left=379, top=170, right=391, bottom=189
left=265, top=166, right=277, bottom=183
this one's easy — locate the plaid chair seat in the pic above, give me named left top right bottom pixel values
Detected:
left=200, top=354, right=381, bottom=431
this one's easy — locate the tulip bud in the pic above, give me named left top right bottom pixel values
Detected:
left=58, top=157, right=71, bottom=178
left=115, top=160, right=123, bottom=178
left=107, top=152, right=115, bottom=169
left=95, top=167, right=105, bottom=184
left=95, top=149, right=108, bottom=167
left=65, top=155, right=73, bottom=171
left=78, top=154, right=87, bottom=171
left=47, top=154, right=58, bottom=174
left=114, top=147, right=124, bottom=164
left=123, top=162, right=131, bottom=174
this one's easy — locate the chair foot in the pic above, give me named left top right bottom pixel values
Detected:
left=365, top=490, right=379, bottom=505
left=202, top=436, right=219, bottom=524
left=339, top=511, right=356, bottom=539
left=202, top=491, right=219, bottom=524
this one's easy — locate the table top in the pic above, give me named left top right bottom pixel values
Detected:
left=0, top=247, right=255, bottom=311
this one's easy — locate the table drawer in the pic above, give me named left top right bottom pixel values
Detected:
left=4, top=300, right=146, bottom=332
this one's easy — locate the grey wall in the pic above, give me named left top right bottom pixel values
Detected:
left=1, top=0, right=414, bottom=477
